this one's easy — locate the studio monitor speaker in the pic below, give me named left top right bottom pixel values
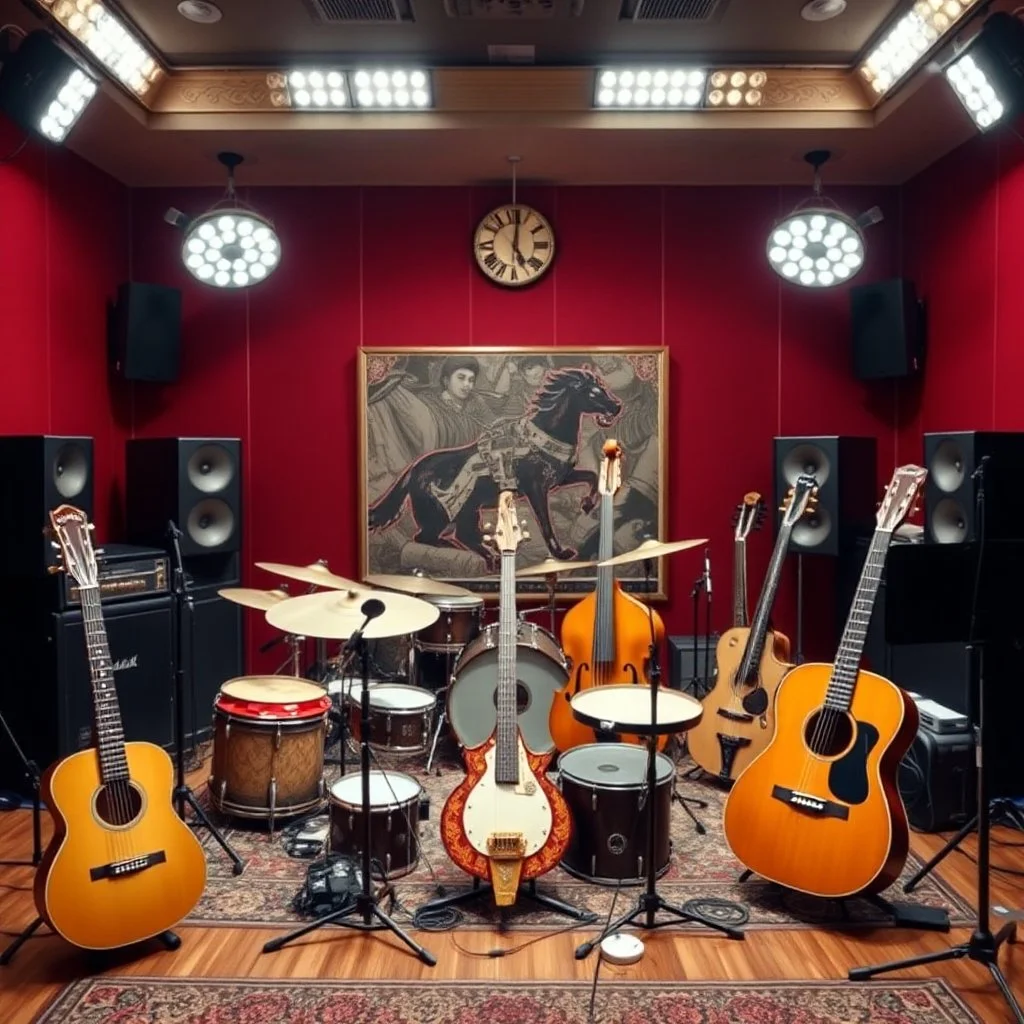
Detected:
left=0, top=436, right=93, bottom=575
left=850, top=278, right=925, bottom=380
left=126, top=437, right=241, bottom=556
left=923, top=431, right=1024, bottom=544
left=773, top=436, right=877, bottom=555
left=109, top=282, right=182, bottom=382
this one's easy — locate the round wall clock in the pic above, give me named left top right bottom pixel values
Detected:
left=473, top=204, right=555, bottom=288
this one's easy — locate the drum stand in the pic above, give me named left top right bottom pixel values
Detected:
left=263, top=617, right=436, bottom=966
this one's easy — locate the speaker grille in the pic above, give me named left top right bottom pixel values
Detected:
left=53, top=442, right=90, bottom=499
left=793, top=507, right=832, bottom=549
left=187, top=499, right=235, bottom=548
left=931, top=498, right=969, bottom=544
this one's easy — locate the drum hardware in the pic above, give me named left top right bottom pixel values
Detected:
left=169, top=521, right=245, bottom=874
left=262, top=592, right=438, bottom=966
left=514, top=557, right=599, bottom=636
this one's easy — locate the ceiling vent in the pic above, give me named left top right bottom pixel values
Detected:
left=445, top=0, right=580, bottom=19
left=303, top=0, right=414, bottom=22
left=619, top=0, right=727, bottom=20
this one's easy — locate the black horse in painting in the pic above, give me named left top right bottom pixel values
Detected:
left=369, top=368, right=622, bottom=566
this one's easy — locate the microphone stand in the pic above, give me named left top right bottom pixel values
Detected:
left=689, top=574, right=706, bottom=697
left=702, top=548, right=712, bottom=689
left=262, top=602, right=436, bottom=964
left=0, top=711, right=41, bottom=867
left=848, top=462, right=1023, bottom=1023
left=167, top=521, right=244, bottom=875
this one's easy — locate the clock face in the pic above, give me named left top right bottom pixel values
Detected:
left=473, top=204, right=555, bottom=288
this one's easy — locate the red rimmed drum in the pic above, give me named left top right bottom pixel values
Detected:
left=209, top=676, right=332, bottom=829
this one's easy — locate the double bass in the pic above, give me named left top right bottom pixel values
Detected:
left=548, top=440, right=666, bottom=753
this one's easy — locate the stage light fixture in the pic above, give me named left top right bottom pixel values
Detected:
left=0, top=30, right=98, bottom=144
left=705, top=70, right=767, bottom=108
left=285, top=69, right=349, bottom=109
left=767, top=151, right=880, bottom=290
left=351, top=69, right=431, bottom=109
left=944, top=13, right=1024, bottom=131
left=173, top=152, right=281, bottom=290
left=593, top=68, right=706, bottom=108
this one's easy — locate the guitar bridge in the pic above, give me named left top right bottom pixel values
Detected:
left=89, top=850, right=166, bottom=881
left=771, top=785, right=849, bottom=820
left=486, top=832, right=526, bottom=906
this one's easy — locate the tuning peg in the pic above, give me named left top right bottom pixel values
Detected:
left=47, top=564, right=64, bottom=576
left=95, top=548, right=105, bottom=557
left=520, top=519, right=528, bottom=527
left=87, top=523, right=95, bottom=531
left=483, top=522, right=493, bottom=532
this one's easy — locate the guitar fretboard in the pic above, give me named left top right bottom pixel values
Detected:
left=495, top=548, right=520, bottom=784
left=733, top=537, right=749, bottom=628
left=736, top=521, right=793, bottom=684
left=593, top=493, right=615, bottom=666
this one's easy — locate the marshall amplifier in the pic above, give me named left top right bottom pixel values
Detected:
left=60, top=543, right=169, bottom=610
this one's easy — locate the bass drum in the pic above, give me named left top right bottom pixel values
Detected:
left=447, top=621, right=567, bottom=755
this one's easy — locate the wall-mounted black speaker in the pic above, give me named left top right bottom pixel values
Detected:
left=108, top=282, right=182, bottom=382
left=923, top=431, right=1024, bottom=544
left=773, top=436, right=877, bottom=555
left=125, top=438, right=241, bottom=556
left=0, top=435, right=93, bottom=576
left=850, top=278, right=925, bottom=380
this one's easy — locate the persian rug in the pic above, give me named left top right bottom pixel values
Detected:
left=186, top=743, right=975, bottom=932
left=35, top=977, right=982, bottom=1024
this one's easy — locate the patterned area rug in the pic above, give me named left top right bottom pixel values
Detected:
left=35, top=977, right=981, bottom=1024
left=187, top=742, right=975, bottom=931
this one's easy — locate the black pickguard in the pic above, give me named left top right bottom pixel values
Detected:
left=827, top=719, right=879, bottom=805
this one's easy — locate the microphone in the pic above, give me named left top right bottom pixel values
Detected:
left=360, top=598, right=386, bottom=619
left=704, top=548, right=712, bottom=597
left=167, top=519, right=183, bottom=539
left=971, top=455, right=990, bottom=481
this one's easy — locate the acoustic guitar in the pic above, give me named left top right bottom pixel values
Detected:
left=34, top=505, right=207, bottom=950
left=687, top=476, right=816, bottom=782
left=723, top=466, right=926, bottom=899
left=549, top=440, right=667, bottom=753
left=440, top=491, right=572, bottom=905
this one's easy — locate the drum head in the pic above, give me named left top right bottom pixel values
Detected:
left=569, top=685, right=702, bottom=735
left=330, top=770, right=421, bottom=808
left=366, top=684, right=435, bottom=712
left=221, top=676, right=326, bottom=704
left=423, top=594, right=483, bottom=610
left=558, top=742, right=673, bottom=787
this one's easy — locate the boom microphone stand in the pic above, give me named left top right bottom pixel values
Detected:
left=167, top=522, right=244, bottom=875
left=0, top=711, right=42, bottom=867
left=848, top=461, right=1023, bottom=1024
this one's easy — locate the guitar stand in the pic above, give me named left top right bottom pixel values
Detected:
left=416, top=877, right=597, bottom=926
left=0, top=919, right=179, bottom=966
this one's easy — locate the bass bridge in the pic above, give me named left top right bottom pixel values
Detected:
left=487, top=832, right=526, bottom=905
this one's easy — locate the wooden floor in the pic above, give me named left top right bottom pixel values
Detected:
left=2, top=778, right=1023, bottom=1024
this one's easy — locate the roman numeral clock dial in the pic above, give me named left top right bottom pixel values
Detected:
left=473, top=204, right=555, bottom=288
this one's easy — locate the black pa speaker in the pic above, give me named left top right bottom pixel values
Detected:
left=773, top=436, right=877, bottom=555
left=0, top=435, right=93, bottom=576
left=108, top=282, right=182, bottom=382
left=898, top=726, right=976, bottom=832
left=851, top=278, right=925, bottom=380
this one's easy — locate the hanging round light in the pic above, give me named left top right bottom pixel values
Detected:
left=766, top=150, right=867, bottom=289
left=180, top=152, right=280, bottom=289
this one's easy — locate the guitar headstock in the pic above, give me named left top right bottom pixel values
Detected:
left=733, top=491, right=766, bottom=540
left=598, top=439, right=623, bottom=497
left=492, top=490, right=526, bottom=554
left=877, top=465, right=928, bottom=534
left=47, top=504, right=98, bottom=589
left=780, top=474, right=819, bottom=528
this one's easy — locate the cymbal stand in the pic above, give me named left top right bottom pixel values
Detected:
left=544, top=571, right=558, bottom=636
left=0, top=710, right=41, bottom=867
left=262, top=605, right=436, bottom=966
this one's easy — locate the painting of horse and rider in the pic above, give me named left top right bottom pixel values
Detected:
left=358, top=347, right=668, bottom=599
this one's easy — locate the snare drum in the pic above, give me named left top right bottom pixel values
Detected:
left=209, top=676, right=332, bottom=829
left=558, top=743, right=674, bottom=883
left=348, top=683, right=436, bottom=753
left=414, top=593, right=483, bottom=651
left=329, top=770, right=422, bottom=878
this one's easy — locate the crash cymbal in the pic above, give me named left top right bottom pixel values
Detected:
left=255, top=561, right=366, bottom=592
left=265, top=589, right=440, bottom=641
left=364, top=573, right=473, bottom=598
left=597, top=538, right=708, bottom=568
left=217, top=587, right=290, bottom=612
left=515, top=557, right=599, bottom=578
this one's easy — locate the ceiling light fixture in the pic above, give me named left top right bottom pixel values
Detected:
left=944, top=12, right=1024, bottom=131
left=177, top=1, right=222, bottom=23
left=801, top=0, right=847, bottom=22
left=593, top=68, right=706, bottom=108
left=170, top=152, right=281, bottom=290
left=705, top=70, right=767, bottom=107
left=767, top=150, right=881, bottom=289
left=286, top=69, right=349, bottom=109
left=351, top=68, right=431, bottom=109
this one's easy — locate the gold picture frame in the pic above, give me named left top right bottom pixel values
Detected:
left=358, top=346, right=669, bottom=601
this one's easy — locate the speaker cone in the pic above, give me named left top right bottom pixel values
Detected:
left=930, top=439, right=965, bottom=493
left=53, top=443, right=89, bottom=499
left=187, top=499, right=235, bottom=548
left=188, top=443, right=235, bottom=493
left=793, top=507, right=832, bottom=548
left=930, top=498, right=968, bottom=544
left=782, top=444, right=831, bottom=487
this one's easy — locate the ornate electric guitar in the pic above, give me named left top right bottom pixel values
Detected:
left=34, top=505, right=207, bottom=950
left=723, top=466, right=926, bottom=899
left=687, top=476, right=816, bottom=781
left=440, top=491, right=572, bottom=905
left=549, top=440, right=667, bottom=752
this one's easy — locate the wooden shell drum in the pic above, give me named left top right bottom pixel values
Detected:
left=347, top=683, right=436, bottom=754
left=209, top=676, right=331, bottom=829
left=557, top=743, right=674, bottom=883
left=329, top=770, right=422, bottom=878
left=414, top=593, right=483, bottom=652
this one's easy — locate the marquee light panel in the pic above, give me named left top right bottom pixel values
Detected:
left=594, top=68, right=706, bottom=108
left=284, top=68, right=431, bottom=110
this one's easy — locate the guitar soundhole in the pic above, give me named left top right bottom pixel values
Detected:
left=491, top=681, right=532, bottom=715
left=804, top=709, right=854, bottom=757
left=95, top=780, right=143, bottom=827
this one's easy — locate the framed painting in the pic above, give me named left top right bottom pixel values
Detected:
left=358, top=346, right=669, bottom=600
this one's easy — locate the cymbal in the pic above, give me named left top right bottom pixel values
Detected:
left=515, top=557, right=599, bottom=578
left=364, top=573, right=473, bottom=597
left=597, top=538, right=708, bottom=568
left=255, top=561, right=366, bottom=592
left=217, top=587, right=290, bottom=612
left=265, top=589, right=440, bottom=641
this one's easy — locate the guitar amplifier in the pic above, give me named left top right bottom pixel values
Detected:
left=898, top=724, right=976, bottom=833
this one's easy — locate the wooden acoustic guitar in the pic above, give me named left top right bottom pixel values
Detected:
left=35, top=505, right=207, bottom=950
left=687, top=476, right=817, bottom=782
left=440, top=491, right=573, bottom=905
left=723, top=466, right=926, bottom=899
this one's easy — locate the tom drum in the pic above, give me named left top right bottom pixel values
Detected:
left=348, top=683, right=436, bottom=754
left=414, top=593, right=483, bottom=651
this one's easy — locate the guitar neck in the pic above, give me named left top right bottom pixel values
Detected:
left=594, top=492, right=615, bottom=664
left=736, top=522, right=792, bottom=683
left=80, top=586, right=130, bottom=783
left=732, top=538, right=749, bottom=628
left=495, top=547, right=520, bottom=784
